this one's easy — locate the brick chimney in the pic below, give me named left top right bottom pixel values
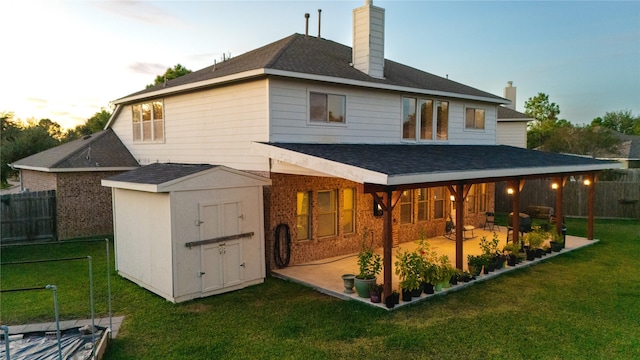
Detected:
left=504, top=81, right=517, bottom=110
left=352, top=0, right=385, bottom=79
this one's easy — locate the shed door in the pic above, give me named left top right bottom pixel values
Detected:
left=199, top=202, right=244, bottom=292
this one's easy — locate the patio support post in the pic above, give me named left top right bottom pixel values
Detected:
left=555, top=176, right=566, bottom=238
left=383, top=189, right=393, bottom=298
left=510, top=180, right=524, bottom=245
left=586, top=173, right=596, bottom=240
left=447, top=183, right=468, bottom=269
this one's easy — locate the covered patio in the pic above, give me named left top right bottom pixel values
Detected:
left=255, top=143, right=619, bottom=301
left=272, top=226, right=597, bottom=309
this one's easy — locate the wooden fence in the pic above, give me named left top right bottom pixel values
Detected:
left=496, top=177, right=640, bottom=220
left=1, top=190, right=57, bottom=244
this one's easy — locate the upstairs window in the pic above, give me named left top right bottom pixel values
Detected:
left=465, top=107, right=485, bottom=130
left=310, top=92, right=346, bottom=123
left=403, top=97, right=448, bottom=141
left=132, top=101, right=164, bottom=142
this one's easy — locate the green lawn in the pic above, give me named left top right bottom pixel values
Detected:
left=1, top=218, right=639, bottom=359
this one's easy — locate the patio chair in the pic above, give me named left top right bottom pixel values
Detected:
left=506, top=212, right=532, bottom=243
left=483, top=212, right=499, bottom=231
left=445, top=213, right=475, bottom=240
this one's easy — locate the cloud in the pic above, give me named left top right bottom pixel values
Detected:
left=93, top=1, right=185, bottom=27
left=128, top=62, right=168, bottom=76
left=26, top=98, right=48, bottom=108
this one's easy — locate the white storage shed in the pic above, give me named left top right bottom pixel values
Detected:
left=102, top=163, right=271, bottom=303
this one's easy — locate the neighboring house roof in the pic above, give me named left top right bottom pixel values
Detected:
left=601, top=131, right=640, bottom=160
left=497, top=106, right=532, bottom=122
left=112, top=34, right=507, bottom=107
left=254, top=143, right=619, bottom=186
left=11, top=129, right=139, bottom=172
left=102, top=163, right=271, bottom=193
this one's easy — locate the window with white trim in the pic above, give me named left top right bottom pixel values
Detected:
left=417, top=188, right=429, bottom=222
left=310, top=92, right=346, bottom=123
left=318, top=190, right=337, bottom=237
left=433, top=187, right=445, bottom=219
left=467, top=185, right=477, bottom=215
left=403, top=97, right=448, bottom=141
left=478, top=183, right=487, bottom=212
left=296, top=191, right=311, bottom=240
left=342, top=188, right=355, bottom=234
left=465, top=107, right=485, bottom=130
left=132, top=101, right=164, bottom=142
left=400, top=190, right=413, bottom=224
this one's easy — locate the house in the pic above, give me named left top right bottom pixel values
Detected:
left=102, top=1, right=618, bottom=301
left=496, top=82, right=532, bottom=148
left=9, top=129, right=138, bottom=240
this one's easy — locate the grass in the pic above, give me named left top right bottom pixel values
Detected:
left=1, top=218, right=639, bottom=359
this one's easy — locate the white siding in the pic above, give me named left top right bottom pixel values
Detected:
left=497, top=121, right=528, bottom=148
left=113, top=189, right=173, bottom=300
left=269, top=78, right=497, bottom=145
left=270, top=78, right=400, bottom=143
left=111, top=80, right=270, bottom=172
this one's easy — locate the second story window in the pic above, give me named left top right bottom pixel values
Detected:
left=465, top=107, right=485, bottom=130
left=403, top=97, right=448, bottom=141
left=132, top=101, right=164, bottom=142
left=310, top=92, right=346, bottom=123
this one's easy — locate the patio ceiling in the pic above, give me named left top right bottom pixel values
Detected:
left=253, top=143, right=620, bottom=187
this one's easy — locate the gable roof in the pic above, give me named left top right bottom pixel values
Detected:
left=102, top=162, right=271, bottom=192
left=254, top=142, right=619, bottom=186
left=113, top=34, right=507, bottom=106
left=602, top=131, right=640, bottom=160
left=497, top=106, right=532, bottom=122
left=11, top=129, right=139, bottom=172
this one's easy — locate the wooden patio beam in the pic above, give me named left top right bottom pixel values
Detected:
left=554, top=176, right=567, bottom=238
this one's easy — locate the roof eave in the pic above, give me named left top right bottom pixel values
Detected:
left=11, top=165, right=139, bottom=173
left=111, top=67, right=507, bottom=106
left=101, top=179, right=162, bottom=192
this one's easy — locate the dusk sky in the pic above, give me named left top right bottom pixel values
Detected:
left=2, top=0, right=639, bottom=130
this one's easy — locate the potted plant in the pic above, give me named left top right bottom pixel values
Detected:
left=354, top=231, right=382, bottom=298
left=369, top=283, right=384, bottom=303
left=416, top=238, right=437, bottom=294
left=503, top=242, right=521, bottom=267
left=434, top=255, right=455, bottom=291
left=524, top=230, right=544, bottom=260
left=395, top=249, right=422, bottom=300
left=467, top=254, right=485, bottom=276
left=549, top=228, right=564, bottom=252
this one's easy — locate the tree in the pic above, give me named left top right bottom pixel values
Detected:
left=541, top=125, right=621, bottom=157
left=525, top=93, right=562, bottom=149
left=0, top=114, right=62, bottom=185
left=146, top=63, right=192, bottom=88
left=591, top=110, right=640, bottom=135
left=64, top=109, right=111, bottom=142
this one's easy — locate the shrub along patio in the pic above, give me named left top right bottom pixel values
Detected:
left=1, top=218, right=639, bottom=359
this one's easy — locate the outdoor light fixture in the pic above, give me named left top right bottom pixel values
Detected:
left=583, top=179, right=591, bottom=186
left=450, top=195, right=455, bottom=201
left=507, top=188, right=514, bottom=195
left=551, top=183, right=559, bottom=190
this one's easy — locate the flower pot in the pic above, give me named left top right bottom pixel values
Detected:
left=435, top=281, right=443, bottom=291
left=385, top=295, right=396, bottom=309
left=354, top=277, right=376, bottom=298
left=401, top=289, right=412, bottom=302
left=423, top=282, right=435, bottom=294
left=526, top=249, right=535, bottom=261
left=341, top=274, right=355, bottom=294
left=550, top=241, right=563, bottom=252
left=370, top=291, right=382, bottom=303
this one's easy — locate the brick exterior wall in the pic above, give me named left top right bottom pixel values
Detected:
left=265, top=173, right=495, bottom=270
left=20, top=169, right=126, bottom=240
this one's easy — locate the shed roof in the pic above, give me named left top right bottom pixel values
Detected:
left=114, top=34, right=506, bottom=106
left=10, top=129, right=139, bottom=172
left=254, top=143, right=619, bottom=187
left=102, top=163, right=271, bottom=193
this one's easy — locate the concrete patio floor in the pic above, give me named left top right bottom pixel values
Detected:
left=272, top=225, right=598, bottom=310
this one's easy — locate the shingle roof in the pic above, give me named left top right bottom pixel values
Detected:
left=11, top=129, right=139, bottom=171
left=497, top=106, right=532, bottom=121
left=104, top=163, right=216, bottom=185
left=118, top=34, right=505, bottom=103
left=258, top=143, right=618, bottom=185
